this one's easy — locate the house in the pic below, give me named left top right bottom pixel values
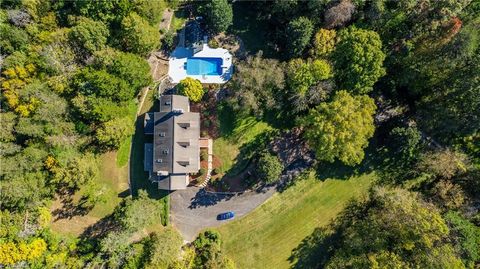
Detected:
left=144, top=95, right=200, bottom=190
left=168, top=20, right=233, bottom=84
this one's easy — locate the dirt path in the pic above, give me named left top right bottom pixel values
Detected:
left=170, top=186, right=276, bottom=241
left=160, top=9, right=174, bottom=32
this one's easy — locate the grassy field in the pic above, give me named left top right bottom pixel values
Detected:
left=217, top=172, right=375, bottom=269
left=51, top=151, right=129, bottom=236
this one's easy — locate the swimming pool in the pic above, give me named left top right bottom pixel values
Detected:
left=186, top=57, right=222, bottom=76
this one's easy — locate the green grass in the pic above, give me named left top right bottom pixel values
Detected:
left=116, top=136, right=132, bottom=167
left=213, top=115, right=272, bottom=174
left=217, top=172, right=375, bottom=269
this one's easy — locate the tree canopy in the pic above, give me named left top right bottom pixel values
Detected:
left=120, top=12, right=160, bottom=56
left=333, top=26, right=386, bottom=94
left=203, top=0, right=233, bottom=34
left=302, top=90, right=376, bottom=166
left=285, top=17, right=314, bottom=57
left=177, top=77, right=205, bottom=102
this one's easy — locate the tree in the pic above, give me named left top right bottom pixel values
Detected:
left=120, top=12, right=160, bottom=56
left=96, top=117, right=134, bottom=149
left=203, top=0, right=233, bottom=34
left=114, top=190, right=162, bottom=232
left=192, top=230, right=235, bottom=269
left=294, top=188, right=465, bottom=269
left=285, top=17, right=313, bottom=57
left=134, top=0, right=166, bottom=25
left=323, top=0, right=356, bottom=29
left=73, top=68, right=134, bottom=102
left=388, top=126, right=422, bottom=161
left=417, top=149, right=469, bottom=180
left=109, top=52, right=152, bottom=92
left=231, top=53, right=285, bottom=116
left=144, top=228, right=183, bottom=268
left=177, top=78, right=205, bottom=102
left=333, top=26, right=386, bottom=94
left=73, top=0, right=134, bottom=24
left=445, top=212, right=480, bottom=268
left=257, top=152, right=284, bottom=183
left=69, top=17, right=109, bottom=55
left=302, top=90, right=376, bottom=166
left=311, top=28, right=337, bottom=57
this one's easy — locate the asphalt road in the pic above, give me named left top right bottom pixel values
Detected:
left=170, top=186, right=275, bottom=241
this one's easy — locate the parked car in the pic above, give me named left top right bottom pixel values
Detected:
left=217, top=211, right=235, bottom=221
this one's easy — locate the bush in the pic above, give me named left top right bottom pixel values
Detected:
left=200, top=150, right=208, bottom=161
left=177, top=78, right=204, bottom=102
left=208, top=38, right=219, bottom=49
left=162, top=30, right=175, bottom=52
left=257, top=152, right=284, bottom=183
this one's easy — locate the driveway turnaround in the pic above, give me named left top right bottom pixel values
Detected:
left=170, top=186, right=275, bottom=241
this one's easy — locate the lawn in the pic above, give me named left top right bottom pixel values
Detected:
left=217, top=172, right=375, bottom=269
left=50, top=151, right=130, bottom=236
left=213, top=115, right=272, bottom=174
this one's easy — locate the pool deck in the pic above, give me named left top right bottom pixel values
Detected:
left=168, top=44, right=233, bottom=84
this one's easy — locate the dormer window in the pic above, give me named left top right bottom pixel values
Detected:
left=162, top=149, right=169, bottom=155
left=159, top=132, right=166, bottom=137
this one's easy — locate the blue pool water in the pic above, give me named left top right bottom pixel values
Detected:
left=186, top=57, right=222, bottom=75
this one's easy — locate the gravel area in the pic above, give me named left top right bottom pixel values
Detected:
left=170, top=186, right=275, bottom=241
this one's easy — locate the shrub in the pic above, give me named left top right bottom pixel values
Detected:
left=177, top=78, right=204, bottom=102
left=208, top=38, right=219, bottom=49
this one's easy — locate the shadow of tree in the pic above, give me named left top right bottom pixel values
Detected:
left=288, top=227, right=339, bottom=269
left=52, top=190, right=92, bottom=220
left=188, top=189, right=235, bottom=208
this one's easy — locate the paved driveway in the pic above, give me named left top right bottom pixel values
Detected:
left=170, top=186, right=275, bottom=241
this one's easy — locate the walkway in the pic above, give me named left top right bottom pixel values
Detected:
left=170, top=186, right=276, bottom=241
left=199, top=138, right=213, bottom=188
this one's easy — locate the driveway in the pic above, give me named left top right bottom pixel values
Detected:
left=170, top=186, right=276, bottom=241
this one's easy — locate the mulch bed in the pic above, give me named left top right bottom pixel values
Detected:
left=190, top=88, right=221, bottom=139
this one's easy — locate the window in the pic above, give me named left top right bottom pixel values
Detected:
left=156, top=159, right=163, bottom=163
left=159, top=132, right=166, bottom=137
left=162, top=149, right=169, bottom=154
left=165, top=101, right=171, bottom=105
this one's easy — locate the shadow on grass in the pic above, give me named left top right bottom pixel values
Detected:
left=229, top=2, right=276, bottom=57
left=129, top=101, right=170, bottom=225
left=288, top=227, right=339, bottom=269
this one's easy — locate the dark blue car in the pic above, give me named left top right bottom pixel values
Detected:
left=217, top=211, right=235, bottom=221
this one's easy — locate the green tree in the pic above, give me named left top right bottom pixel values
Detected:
left=73, top=68, right=134, bottom=102
left=302, top=90, right=376, bottom=166
left=74, top=0, right=134, bottom=24
left=96, top=116, right=134, bottom=149
left=203, top=0, right=233, bottom=34
left=144, top=228, right=183, bottom=268
left=285, top=17, right=313, bottom=57
left=445, top=211, right=480, bottom=268
left=333, top=26, right=386, bottom=94
left=69, top=17, right=109, bottom=55
left=120, top=12, right=160, bottom=56
left=114, top=190, right=162, bottom=232
left=192, top=230, right=235, bottom=269
left=133, top=0, right=166, bottom=25
left=177, top=78, right=205, bottom=102
left=257, top=152, right=284, bottom=183
left=109, top=52, right=152, bottom=92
